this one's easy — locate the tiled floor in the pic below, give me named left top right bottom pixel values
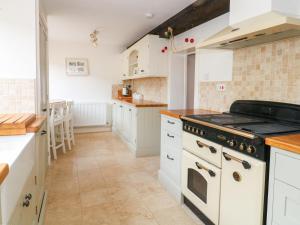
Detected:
left=44, top=132, right=201, bottom=225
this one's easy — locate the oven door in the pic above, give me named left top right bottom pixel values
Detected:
left=219, top=147, right=266, bottom=225
left=182, top=150, right=221, bottom=225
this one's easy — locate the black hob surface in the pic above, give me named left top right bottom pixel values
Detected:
left=187, top=113, right=300, bottom=136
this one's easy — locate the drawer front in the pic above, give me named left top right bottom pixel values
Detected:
left=161, top=116, right=182, bottom=135
left=161, top=129, right=181, bottom=150
left=275, top=152, right=300, bottom=189
left=182, top=132, right=222, bottom=168
left=161, top=146, right=181, bottom=184
left=273, top=180, right=300, bottom=225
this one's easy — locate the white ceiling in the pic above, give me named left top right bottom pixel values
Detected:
left=43, top=0, right=196, bottom=48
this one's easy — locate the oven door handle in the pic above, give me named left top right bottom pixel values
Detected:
left=195, top=162, right=216, bottom=177
left=196, top=140, right=217, bottom=154
left=222, top=152, right=251, bottom=170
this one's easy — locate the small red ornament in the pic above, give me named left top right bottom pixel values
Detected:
left=190, top=38, right=195, bottom=43
left=161, top=49, right=165, bottom=53
left=185, top=38, right=189, bottom=43
left=164, top=46, right=168, bottom=50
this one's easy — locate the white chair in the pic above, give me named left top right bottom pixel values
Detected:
left=63, top=101, right=75, bottom=150
left=49, top=102, right=66, bottom=160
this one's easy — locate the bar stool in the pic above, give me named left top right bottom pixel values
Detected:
left=63, top=101, right=75, bottom=150
left=49, top=102, right=66, bottom=160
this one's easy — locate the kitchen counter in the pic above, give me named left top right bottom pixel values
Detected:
left=0, top=164, right=9, bottom=185
left=266, top=134, right=300, bottom=154
left=113, top=98, right=168, bottom=108
left=160, top=108, right=219, bottom=119
left=27, top=116, right=47, bottom=133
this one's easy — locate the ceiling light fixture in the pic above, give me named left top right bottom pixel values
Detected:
left=90, top=30, right=99, bottom=47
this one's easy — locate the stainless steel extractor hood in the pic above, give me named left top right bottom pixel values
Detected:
left=198, top=12, right=300, bottom=49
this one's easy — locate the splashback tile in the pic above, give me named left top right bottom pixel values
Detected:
left=199, top=37, right=300, bottom=112
left=0, top=79, right=35, bottom=113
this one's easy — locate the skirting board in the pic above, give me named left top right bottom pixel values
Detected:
left=158, top=170, right=182, bottom=202
left=74, top=126, right=112, bottom=134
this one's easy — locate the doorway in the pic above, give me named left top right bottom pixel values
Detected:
left=186, top=53, right=195, bottom=109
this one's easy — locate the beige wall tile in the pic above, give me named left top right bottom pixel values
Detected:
left=0, top=79, right=35, bottom=113
left=199, top=37, right=300, bottom=112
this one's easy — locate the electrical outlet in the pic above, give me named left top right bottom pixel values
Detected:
left=216, top=83, right=226, bottom=92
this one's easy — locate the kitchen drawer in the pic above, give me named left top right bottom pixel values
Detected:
left=273, top=180, right=300, bottom=225
left=161, top=129, right=181, bottom=150
left=182, top=132, right=222, bottom=168
left=161, top=146, right=181, bottom=184
left=275, top=152, right=300, bottom=189
left=161, top=115, right=182, bottom=135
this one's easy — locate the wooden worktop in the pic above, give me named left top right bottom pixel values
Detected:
left=27, top=116, right=47, bottom=133
left=266, top=134, right=300, bottom=154
left=113, top=98, right=168, bottom=108
left=0, top=164, right=9, bottom=185
left=160, top=108, right=219, bottom=119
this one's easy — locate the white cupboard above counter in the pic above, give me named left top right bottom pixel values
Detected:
left=121, top=34, right=169, bottom=80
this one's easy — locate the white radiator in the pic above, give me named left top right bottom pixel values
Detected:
left=73, top=102, right=111, bottom=127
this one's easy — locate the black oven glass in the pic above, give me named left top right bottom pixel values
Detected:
left=187, top=169, right=207, bottom=204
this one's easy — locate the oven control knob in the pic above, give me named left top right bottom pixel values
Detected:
left=228, top=140, right=237, bottom=147
left=239, top=143, right=246, bottom=151
left=247, top=145, right=256, bottom=154
left=199, top=130, right=205, bottom=136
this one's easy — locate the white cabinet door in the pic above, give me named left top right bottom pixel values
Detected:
left=136, top=37, right=149, bottom=75
left=112, top=102, right=118, bottom=129
left=273, top=180, right=300, bottom=225
left=121, top=50, right=129, bottom=78
left=116, top=103, right=124, bottom=132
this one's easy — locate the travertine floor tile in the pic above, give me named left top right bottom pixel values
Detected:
left=44, top=132, right=199, bottom=225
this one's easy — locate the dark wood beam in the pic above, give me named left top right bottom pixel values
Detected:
left=127, top=0, right=230, bottom=48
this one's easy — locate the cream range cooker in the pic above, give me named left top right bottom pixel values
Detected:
left=180, top=100, right=300, bottom=225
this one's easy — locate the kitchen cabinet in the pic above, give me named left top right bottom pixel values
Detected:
left=35, top=123, right=48, bottom=224
left=121, top=34, right=169, bottom=80
left=267, top=147, right=300, bottom=225
left=230, top=0, right=300, bottom=25
left=159, top=115, right=182, bottom=202
left=112, top=100, right=165, bottom=157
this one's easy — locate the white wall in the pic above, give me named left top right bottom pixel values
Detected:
left=168, top=13, right=230, bottom=109
left=48, top=40, right=121, bottom=103
left=229, top=0, right=272, bottom=25
left=0, top=0, right=37, bottom=79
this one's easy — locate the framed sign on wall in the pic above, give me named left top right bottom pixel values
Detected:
left=66, top=58, right=89, bottom=75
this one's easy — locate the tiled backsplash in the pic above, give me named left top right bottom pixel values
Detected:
left=0, top=79, right=36, bottom=113
left=122, top=77, right=168, bottom=103
left=199, top=37, right=300, bottom=112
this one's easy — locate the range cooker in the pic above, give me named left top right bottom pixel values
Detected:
left=180, top=100, right=300, bottom=225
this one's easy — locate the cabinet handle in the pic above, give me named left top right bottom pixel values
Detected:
left=195, top=162, right=216, bottom=177
left=140, top=69, right=145, bottom=73
left=42, top=108, right=47, bottom=112
left=167, top=133, right=174, bottom=138
left=222, top=152, right=251, bottom=170
left=196, top=141, right=217, bottom=154
left=41, top=130, right=47, bottom=135
left=23, top=199, right=30, bottom=207
left=129, top=109, right=132, bottom=111
left=167, top=120, right=175, bottom=125
left=25, top=193, right=32, bottom=200
left=167, top=154, right=174, bottom=161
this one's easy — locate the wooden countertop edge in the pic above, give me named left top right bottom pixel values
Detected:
left=0, top=164, right=9, bottom=185
left=266, top=134, right=300, bottom=154
left=26, top=116, right=47, bottom=133
left=160, top=109, right=219, bottom=119
left=113, top=98, right=168, bottom=108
